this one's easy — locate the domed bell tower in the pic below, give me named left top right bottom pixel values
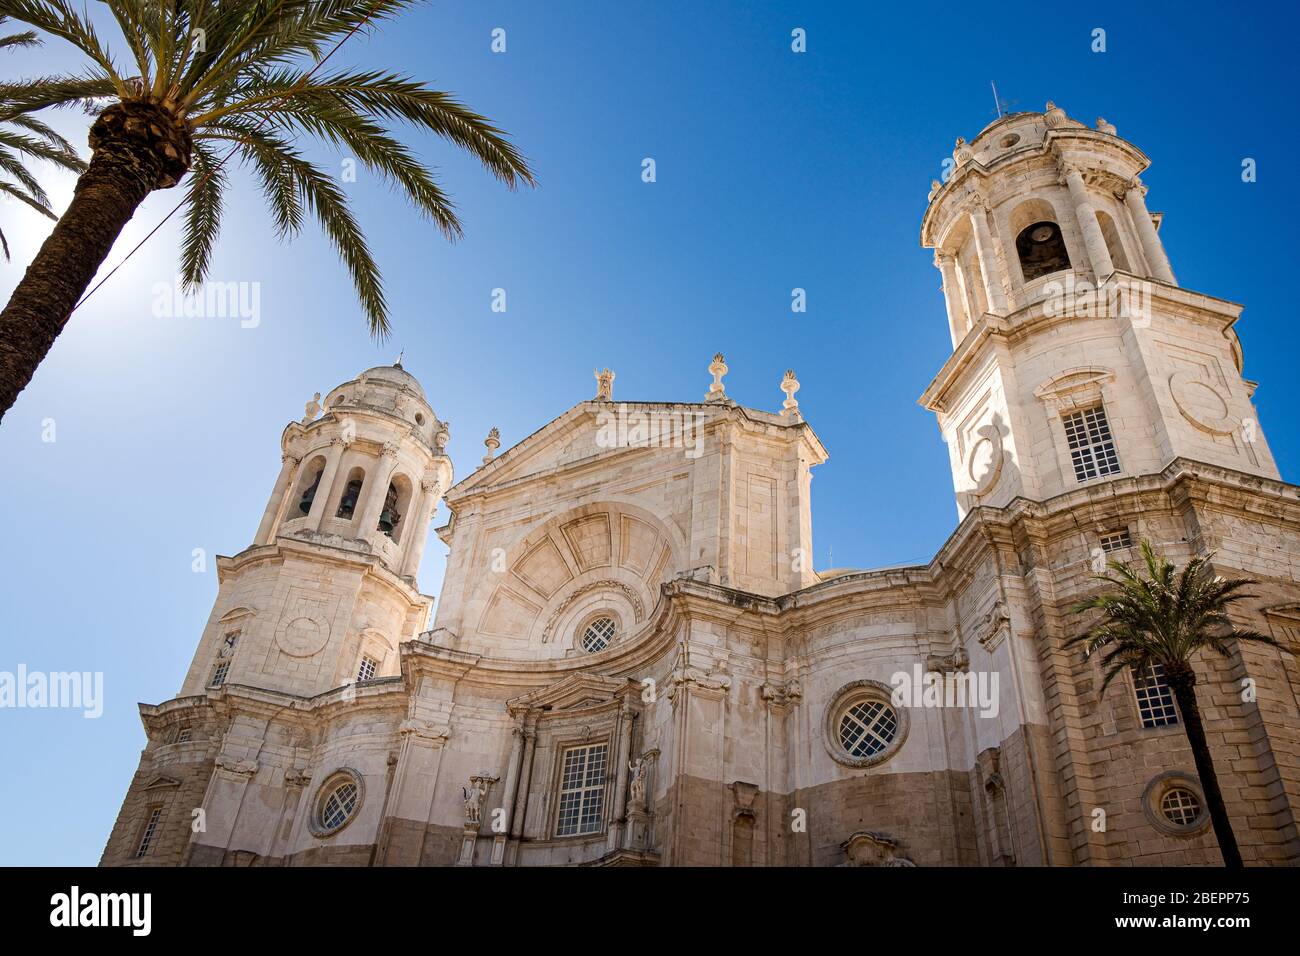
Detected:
left=919, top=103, right=1278, bottom=518
left=178, top=363, right=454, bottom=699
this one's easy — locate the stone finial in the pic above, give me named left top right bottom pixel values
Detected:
left=302, top=392, right=322, bottom=424
left=1095, top=116, right=1117, bottom=136
left=953, top=137, right=973, bottom=166
left=1044, top=100, right=1068, bottom=129
left=780, top=369, right=801, bottom=420
left=482, top=426, right=500, bottom=465
left=928, top=179, right=942, bottom=201
left=705, top=352, right=729, bottom=403
left=594, top=367, right=615, bottom=402
left=434, top=422, right=450, bottom=452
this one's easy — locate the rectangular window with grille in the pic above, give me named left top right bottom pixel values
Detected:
left=208, top=660, right=230, bottom=688
left=555, top=743, right=608, bottom=837
left=1063, top=405, right=1121, bottom=482
left=135, top=807, right=163, bottom=858
left=357, top=656, right=378, bottom=682
left=1099, top=529, right=1132, bottom=553
left=1134, top=662, right=1179, bottom=728
left=175, top=727, right=192, bottom=744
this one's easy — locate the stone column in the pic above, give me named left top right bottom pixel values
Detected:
left=254, top=454, right=299, bottom=545
left=608, top=697, right=636, bottom=850
left=1060, top=161, right=1114, bottom=279
left=400, top=477, right=443, bottom=579
left=969, top=200, right=1010, bottom=314
left=356, top=444, right=400, bottom=535
left=493, top=717, right=526, bottom=865
left=509, top=719, right=537, bottom=841
left=1123, top=180, right=1176, bottom=284
left=306, top=440, right=346, bottom=531
left=934, top=250, right=969, bottom=346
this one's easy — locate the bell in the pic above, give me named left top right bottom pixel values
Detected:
left=378, top=510, right=396, bottom=534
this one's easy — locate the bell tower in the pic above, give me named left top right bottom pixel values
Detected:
left=178, top=363, right=454, bottom=699
left=919, top=103, right=1278, bottom=518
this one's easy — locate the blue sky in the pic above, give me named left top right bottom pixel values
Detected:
left=1, top=1, right=1296, bottom=864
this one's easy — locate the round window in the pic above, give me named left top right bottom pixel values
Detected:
left=839, top=699, right=899, bottom=759
left=1160, top=787, right=1202, bottom=828
left=1142, top=773, right=1209, bottom=835
left=309, top=770, right=365, bottom=837
left=580, top=616, right=616, bottom=653
left=824, top=680, right=909, bottom=768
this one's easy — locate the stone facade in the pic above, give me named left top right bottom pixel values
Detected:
left=102, top=105, right=1300, bottom=867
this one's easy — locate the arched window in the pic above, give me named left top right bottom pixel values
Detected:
left=1015, top=220, right=1072, bottom=281
left=336, top=468, right=365, bottom=519
left=1096, top=210, right=1131, bottom=272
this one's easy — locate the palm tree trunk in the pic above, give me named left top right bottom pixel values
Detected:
left=0, top=151, right=152, bottom=418
left=1166, top=663, right=1244, bottom=868
left=0, top=103, right=189, bottom=421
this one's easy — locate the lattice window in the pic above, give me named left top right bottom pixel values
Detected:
left=580, top=617, right=616, bottom=653
left=135, top=807, right=163, bottom=858
left=356, top=656, right=378, bottom=682
left=1134, top=663, right=1179, bottom=728
left=555, top=743, right=608, bottom=836
left=209, top=630, right=239, bottom=688
left=1160, top=787, right=1202, bottom=827
left=208, top=660, right=230, bottom=688
left=175, top=727, right=192, bottom=744
left=838, top=699, right=900, bottom=758
left=1063, top=405, right=1121, bottom=482
left=1099, top=529, right=1132, bottom=553
left=320, top=781, right=359, bottom=831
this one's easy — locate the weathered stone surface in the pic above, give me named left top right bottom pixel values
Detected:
left=101, top=106, right=1300, bottom=868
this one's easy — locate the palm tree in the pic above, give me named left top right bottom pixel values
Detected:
left=1070, top=540, right=1288, bottom=868
left=0, top=16, right=87, bottom=259
left=0, top=1, right=535, bottom=419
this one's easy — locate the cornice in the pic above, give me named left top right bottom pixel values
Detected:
left=921, top=125, right=1150, bottom=246
left=918, top=274, right=1246, bottom=413
left=217, top=537, right=433, bottom=608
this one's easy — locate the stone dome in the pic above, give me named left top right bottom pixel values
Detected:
left=359, top=363, right=425, bottom=398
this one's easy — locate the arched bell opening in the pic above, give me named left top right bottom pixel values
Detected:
left=379, top=474, right=413, bottom=540
left=293, top=455, right=327, bottom=516
left=1015, top=220, right=1072, bottom=282
left=335, top=467, right=366, bottom=521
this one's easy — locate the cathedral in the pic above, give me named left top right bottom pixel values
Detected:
left=102, top=104, right=1300, bottom=867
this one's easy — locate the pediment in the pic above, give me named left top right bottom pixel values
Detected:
left=449, top=403, right=609, bottom=498
left=508, top=672, right=634, bottom=713
left=1263, top=603, right=1300, bottom=622
left=448, top=401, right=715, bottom=500
left=1034, top=366, right=1114, bottom=401
left=143, top=775, right=182, bottom=791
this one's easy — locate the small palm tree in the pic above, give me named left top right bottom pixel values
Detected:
left=1070, top=540, right=1288, bottom=868
left=0, top=0, right=535, bottom=419
left=0, top=16, right=87, bottom=259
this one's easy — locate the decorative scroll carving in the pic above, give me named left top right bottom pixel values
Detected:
left=978, top=601, right=1012, bottom=652
left=841, top=830, right=917, bottom=867
left=760, top=678, right=803, bottom=709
